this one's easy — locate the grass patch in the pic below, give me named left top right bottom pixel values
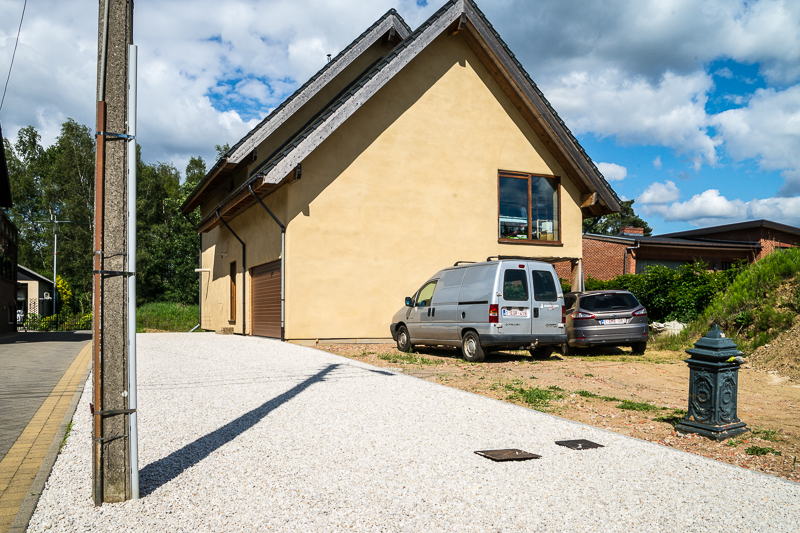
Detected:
left=377, top=353, right=442, bottom=365
left=137, top=302, right=199, bottom=332
left=616, top=399, right=662, bottom=412
left=652, top=409, right=687, bottom=427
left=504, top=384, right=564, bottom=411
left=60, top=421, right=73, bottom=453
left=746, top=446, right=781, bottom=456
left=752, top=428, right=780, bottom=442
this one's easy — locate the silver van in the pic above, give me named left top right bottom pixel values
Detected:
left=389, top=258, right=567, bottom=362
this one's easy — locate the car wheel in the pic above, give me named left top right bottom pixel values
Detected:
left=562, top=343, right=577, bottom=356
left=632, top=342, right=647, bottom=355
left=529, top=346, right=553, bottom=358
left=461, top=331, right=485, bottom=363
left=396, top=325, right=413, bottom=353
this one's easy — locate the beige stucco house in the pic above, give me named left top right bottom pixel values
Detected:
left=181, top=0, right=620, bottom=342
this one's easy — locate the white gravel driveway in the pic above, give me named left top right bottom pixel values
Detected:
left=29, top=333, right=800, bottom=532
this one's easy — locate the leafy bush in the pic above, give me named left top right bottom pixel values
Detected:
left=584, top=261, right=740, bottom=323
left=23, top=311, right=91, bottom=331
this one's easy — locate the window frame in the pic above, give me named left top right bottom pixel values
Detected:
left=497, top=170, right=562, bottom=246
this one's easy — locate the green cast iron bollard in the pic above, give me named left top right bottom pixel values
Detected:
left=675, top=325, right=750, bottom=440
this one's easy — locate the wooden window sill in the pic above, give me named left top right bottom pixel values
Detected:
left=498, top=239, right=563, bottom=246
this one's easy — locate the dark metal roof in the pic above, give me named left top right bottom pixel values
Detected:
left=584, top=232, right=761, bottom=249
left=660, top=219, right=800, bottom=239
left=0, top=122, right=13, bottom=208
left=18, top=265, right=52, bottom=284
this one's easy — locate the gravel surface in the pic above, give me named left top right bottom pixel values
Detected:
left=29, top=333, right=800, bottom=532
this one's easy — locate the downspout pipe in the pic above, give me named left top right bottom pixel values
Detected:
left=127, top=44, right=139, bottom=499
left=216, top=210, right=246, bottom=335
left=623, top=241, right=640, bottom=275
left=248, top=183, right=285, bottom=341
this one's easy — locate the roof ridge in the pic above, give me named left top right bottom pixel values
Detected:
left=223, top=9, right=411, bottom=162
left=462, top=0, right=619, bottom=206
left=249, top=0, right=458, bottom=180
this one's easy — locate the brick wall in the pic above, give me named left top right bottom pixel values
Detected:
left=583, top=238, right=633, bottom=281
left=700, top=227, right=800, bottom=260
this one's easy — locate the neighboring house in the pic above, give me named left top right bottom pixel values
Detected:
left=17, top=265, right=54, bottom=319
left=181, top=0, right=620, bottom=342
left=562, top=220, right=800, bottom=282
left=0, top=122, right=18, bottom=333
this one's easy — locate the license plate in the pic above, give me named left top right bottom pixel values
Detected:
left=502, top=308, right=529, bottom=318
left=600, top=318, right=627, bottom=325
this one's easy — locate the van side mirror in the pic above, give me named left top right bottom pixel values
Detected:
left=405, top=296, right=413, bottom=307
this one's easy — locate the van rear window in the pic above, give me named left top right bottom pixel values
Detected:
left=503, top=270, right=529, bottom=301
left=532, top=271, right=558, bottom=302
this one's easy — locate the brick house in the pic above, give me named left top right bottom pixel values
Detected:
left=554, top=220, right=799, bottom=282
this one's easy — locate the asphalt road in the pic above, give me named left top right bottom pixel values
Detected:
left=0, top=331, right=91, bottom=462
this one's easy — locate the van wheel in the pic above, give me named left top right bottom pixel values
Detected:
left=632, top=342, right=647, bottom=355
left=562, top=343, right=576, bottom=356
left=529, top=346, right=553, bottom=358
left=461, top=331, right=485, bottom=363
left=396, top=325, right=413, bottom=353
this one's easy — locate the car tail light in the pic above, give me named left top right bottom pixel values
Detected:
left=489, top=304, right=499, bottom=323
left=632, top=307, right=647, bottom=317
left=571, top=311, right=595, bottom=320
left=561, top=305, right=566, bottom=323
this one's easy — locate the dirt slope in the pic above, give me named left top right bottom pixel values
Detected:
left=749, top=321, right=800, bottom=381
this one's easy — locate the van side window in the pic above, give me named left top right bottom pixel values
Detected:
left=532, top=271, right=557, bottom=301
left=416, top=281, right=437, bottom=307
left=503, top=270, right=529, bottom=301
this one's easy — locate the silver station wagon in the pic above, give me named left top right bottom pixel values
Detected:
left=390, top=258, right=567, bottom=362
left=562, top=290, right=649, bottom=355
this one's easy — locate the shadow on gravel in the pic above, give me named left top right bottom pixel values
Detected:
left=140, top=363, right=342, bottom=497
left=0, top=331, right=91, bottom=345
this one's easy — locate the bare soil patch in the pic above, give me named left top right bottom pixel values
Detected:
left=319, top=343, right=800, bottom=483
left=749, top=321, right=800, bottom=381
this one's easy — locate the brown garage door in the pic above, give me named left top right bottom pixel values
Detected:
left=251, top=260, right=281, bottom=338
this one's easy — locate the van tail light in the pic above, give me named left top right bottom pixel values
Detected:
left=561, top=306, right=566, bottom=323
left=489, top=304, right=499, bottom=323
left=571, top=311, right=595, bottom=320
left=632, top=307, right=647, bottom=317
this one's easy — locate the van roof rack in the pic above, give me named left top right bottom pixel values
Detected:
left=486, top=255, right=578, bottom=263
left=453, top=260, right=477, bottom=266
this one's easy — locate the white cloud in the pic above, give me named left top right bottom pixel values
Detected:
left=644, top=189, right=746, bottom=222
left=712, top=85, right=800, bottom=195
left=652, top=156, right=662, bottom=169
left=546, top=69, right=718, bottom=170
left=596, top=162, right=627, bottom=181
left=637, top=180, right=680, bottom=204
left=643, top=187, right=800, bottom=228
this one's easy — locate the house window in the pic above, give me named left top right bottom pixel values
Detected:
left=230, top=261, right=236, bottom=322
left=498, top=171, right=560, bottom=243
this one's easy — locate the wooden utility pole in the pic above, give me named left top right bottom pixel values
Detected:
left=93, top=0, right=135, bottom=504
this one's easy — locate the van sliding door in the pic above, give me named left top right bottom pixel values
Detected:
left=531, top=269, right=561, bottom=335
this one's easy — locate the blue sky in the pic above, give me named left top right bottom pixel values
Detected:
left=1, top=0, right=799, bottom=234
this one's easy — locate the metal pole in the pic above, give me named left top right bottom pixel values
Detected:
left=53, top=225, right=57, bottom=319
left=126, top=43, right=139, bottom=499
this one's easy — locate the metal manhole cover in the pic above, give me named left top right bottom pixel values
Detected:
left=555, top=439, right=604, bottom=450
left=474, top=449, right=541, bottom=461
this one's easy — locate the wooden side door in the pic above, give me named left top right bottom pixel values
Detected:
left=251, top=260, right=281, bottom=338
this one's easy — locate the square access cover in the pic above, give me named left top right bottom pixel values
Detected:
left=474, top=449, right=541, bottom=462
left=555, top=439, right=604, bottom=450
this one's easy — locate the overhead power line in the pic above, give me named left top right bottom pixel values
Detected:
left=0, top=0, right=28, bottom=114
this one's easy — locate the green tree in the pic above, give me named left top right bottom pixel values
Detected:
left=583, top=199, right=652, bottom=236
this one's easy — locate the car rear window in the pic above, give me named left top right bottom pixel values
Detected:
left=579, top=293, right=640, bottom=312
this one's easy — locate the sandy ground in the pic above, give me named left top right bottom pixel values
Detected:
left=318, top=343, right=800, bottom=483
